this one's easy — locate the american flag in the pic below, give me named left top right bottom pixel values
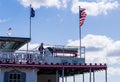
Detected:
left=7, top=27, right=12, bottom=36
left=79, top=8, right=87, bottom=26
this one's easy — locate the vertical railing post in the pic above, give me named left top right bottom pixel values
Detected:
left=83, top=73, right=84, bottom=82
left=62, top=68, right=64, bottom=82
left=89, top=68, right=91, bottom=82
left=32, top=68, right=35, bottom=82
left=0, top=68, right=1, bottom=82
left=56, top=70, right=59, bottom=82
left=105, top=69, right=107, bottom=82
left=93, top=71, right=95, bottom=82
left=73, top=75, right=75, bottom=82
left=65, top=77, right=67, bottom=82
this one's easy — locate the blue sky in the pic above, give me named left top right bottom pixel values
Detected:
left=0, top=0, right=120, bottom=82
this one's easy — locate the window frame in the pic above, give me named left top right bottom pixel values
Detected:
left=4, top=70, right=26, bottom=82
left=9, top=73, right=21, bottom=82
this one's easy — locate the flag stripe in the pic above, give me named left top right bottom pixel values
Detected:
left=79, top=8, right=87, bottom=26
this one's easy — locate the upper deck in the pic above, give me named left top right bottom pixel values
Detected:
left=0, top=36, right=85, bottom=65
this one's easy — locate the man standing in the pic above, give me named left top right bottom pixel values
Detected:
left=38, top=43, right=44, bottom=54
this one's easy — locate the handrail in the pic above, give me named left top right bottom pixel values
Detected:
left=0, top=52, right=40, bottom=64
left=0, top=45, right=86, bottom=64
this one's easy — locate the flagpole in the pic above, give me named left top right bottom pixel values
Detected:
left=27, top=4, right=32, bottom=52
left=79, top=6, right=81, bottom=58
left=30, top=4, right=32, bottom=38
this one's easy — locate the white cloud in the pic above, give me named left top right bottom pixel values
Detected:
left=19, top=43, right=40, bottom=50
left=18, top=0, right=120, bottom=16
left=71, top=0, right=120, bottom=16
left=67, top=34, right=120, bottom=63
left=67, top=34, right=113, bottom=53
left=106, top=41, right=120, bottom=56
left=67, top=34, right=120, bottom=75
left=18, top=0, right=69, bottom=9
left=82, top=34, right=113, bottom=49
left=108, top=67, right=120, bottom=76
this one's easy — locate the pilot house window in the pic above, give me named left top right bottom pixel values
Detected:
left=4, top=70, right=26, bottom=82
left=9, top=73, right=21, bottom=82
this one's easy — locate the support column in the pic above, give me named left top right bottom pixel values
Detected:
left=105, top=69, right=107, bottom=82
left=93, top=71, right=95, bottom=82
left=89, top=68, right=92, bottom=82
left=73, top=75, right=75, bottom=82
left=56, top=70, right=59, bottom=82
left=32, top=68, right=35, bottom=82
left=62, top=68, right=64, bottom=82
left=0, top=68, right=2, bottom=82
left=65, top=77, right=67, bottom=82
left=83, top=73, right=84, bottom=82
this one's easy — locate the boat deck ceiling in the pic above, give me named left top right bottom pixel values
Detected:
left=0, top=36, right=31, bottom=52
left=37, top=65, right=106, bottom=76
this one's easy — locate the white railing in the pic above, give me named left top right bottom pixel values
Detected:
left=0, top=51, right=41, bottom=64
left=0, top=45, right=86, bottom=64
